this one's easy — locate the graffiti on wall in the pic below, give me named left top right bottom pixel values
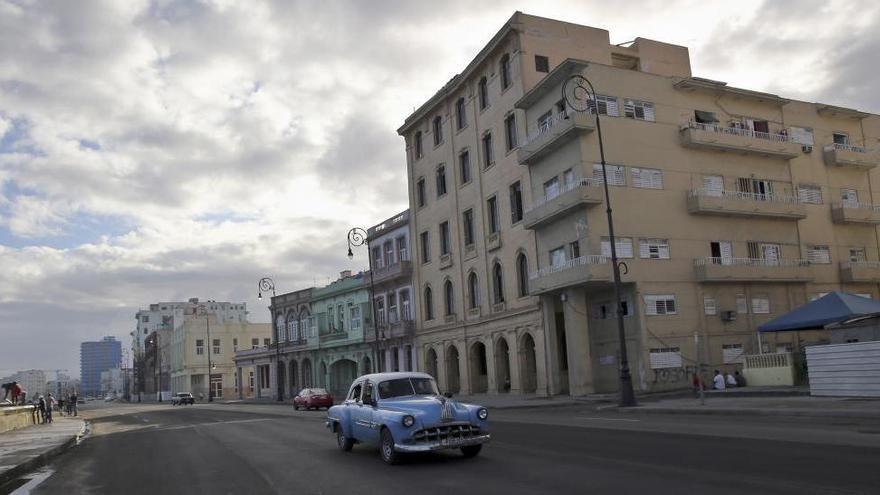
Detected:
left=651, top=365, right=700, bottom=384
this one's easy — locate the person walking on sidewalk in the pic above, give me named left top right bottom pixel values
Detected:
left=57, top=397, right=65, bottom=416
left=712, top=370, right=726, bottom=390
left=46, top=394, right=55, bottom=423
left=69, top=394, right=78, bottom=416
left=37, top=395, right=47, bottom=424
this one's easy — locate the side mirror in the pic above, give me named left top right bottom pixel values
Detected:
left=443, top=392, right=454, bottom=399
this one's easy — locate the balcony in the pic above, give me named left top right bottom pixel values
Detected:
left=517, top=112, right=595, bottom=165
left=831, top=203, right=880, bottom=224
left=679, top=123, right=801, bottom=160
left=528, top=255, right=611, bottom=295
left=823, top=143, right=879, bottom=169
left=687, top=189, right=806, bottom=220
left=523, top=178, right=603, bottom=229
left=365, top=318, right=415, bottom=342
left=694, top=258, right=813, bottom=283
left=319, top=330, right=350, bottom=343
left=839, top=261, right=880, bottom=283
left=371, top=260, right=413, bottom=285
left=486, top=232, right=502, bottom=252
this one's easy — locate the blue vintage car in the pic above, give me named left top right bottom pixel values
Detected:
left=326, top=372, right=490, bottom=464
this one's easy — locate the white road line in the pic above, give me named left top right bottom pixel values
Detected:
left=576, top=416, right=641, bottom=422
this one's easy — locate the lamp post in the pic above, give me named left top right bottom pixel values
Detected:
left=149, top=332, right=162, bottom=402
left=563, top=71, right=637, bottom=407
left=258, top=278, right=283, bottom=402
left=197, top=304, right=215, bottom=402
left=347, top=227, right=380, bottom=373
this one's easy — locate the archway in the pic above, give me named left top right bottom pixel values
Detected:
left=469, top=341, right=488, bottom=393
left=329, top=359, right=358, bottom=399
left=445, top=345, right=461, bottom=394
left=519, top=333, right=538, bottom=394
left=425, top=348, right=438, bottom=380
left=289, top=360, right=299, bottom=396
left=301, top=359, right=313, bottom=388
left=494, top=337, right=511, bottom=393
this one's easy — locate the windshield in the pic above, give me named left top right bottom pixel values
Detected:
left=377, top=378, right=439, bottom=399
left=310, top=389, right=328, bottom=395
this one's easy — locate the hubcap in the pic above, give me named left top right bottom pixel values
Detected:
left=382, top=436, right=392, bottom=458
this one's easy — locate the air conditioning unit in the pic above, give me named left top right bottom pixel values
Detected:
left=802, top=145, right=813, bottom=153
left=720, top=310, right=737, bottom=322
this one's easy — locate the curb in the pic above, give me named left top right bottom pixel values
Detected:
left=0, top=421, right=86, bottom=488
left=611, top=406, right=879, bottom=420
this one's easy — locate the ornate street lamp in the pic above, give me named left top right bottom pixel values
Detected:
left=347, top=227, right=380, bottom=373
left=563, top=72, right=637, bottom=407
left=258, top=278, right=283, bottom=401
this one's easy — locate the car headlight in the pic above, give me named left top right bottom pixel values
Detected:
left=402, top=415, right=415, bottom=428
left=477, top=408, right=488, bottom=420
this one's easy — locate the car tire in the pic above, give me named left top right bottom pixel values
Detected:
left=336, top=426, right=354, bottom=452
left=380, top=427, right=400, bottom=465
left=461, top=445, right=482, bottom=458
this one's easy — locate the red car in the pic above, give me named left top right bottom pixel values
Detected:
left=293, top=388, right=333, bottom=410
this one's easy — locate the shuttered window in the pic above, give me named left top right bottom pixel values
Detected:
left=790, top=126, right=814, bottom=146
left=644, top=295, right=676, bottom=315
left=736, top=295, right=748, bottom=314
left=593, top=164, right=626, bottom=186
left=649, top=348, right=682, bottom=369
left=601, top=237, right=633, bottom=258
left=841, top=188, right=859, bottom=207
left=703, top=175, right=723, bottom=196
left=632, top=167, right=663, bottom=189
left=797, top=184, right=823, bottom=204
left=807, top=245, right=831, bottom=264
left=624, top=99, right=655, bottom=121
left=591, top=94, right=620, bottom=116
left=722, top=344, right=744, bottom=364
left=751, top=296, right=770, bottom=314
left=639, top=238, right=670, bottom=259
left=703, top=296, right=717, bottom=315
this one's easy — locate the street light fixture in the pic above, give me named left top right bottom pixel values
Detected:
left=258, top=277, right=283, bottom=402
left=563, top=71, right=637, bottom=407
left=347, top=227, right=380, bottom=373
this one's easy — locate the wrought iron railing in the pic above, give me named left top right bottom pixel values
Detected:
left=529, top=255, right=608, bottom=280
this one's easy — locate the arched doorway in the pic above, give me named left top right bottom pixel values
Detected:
left=469, top=342, right=488, bottom=393
left=289, top=360, right=299, bottom=396
left=425, top=348, right=438, bottom=379
left=519, top=333, right=538, bottom=394
left=301, top=359, right=313, bottom=388
left=445, top=345, right=461, bottom=394
left=329, top=359, right=358, bottom=399
left=495, top=337, right=511, bottom=393
left=360, top=355, right=372, bottom=375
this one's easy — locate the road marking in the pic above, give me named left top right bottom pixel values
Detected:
left=576, top=416, right=641, bottom=422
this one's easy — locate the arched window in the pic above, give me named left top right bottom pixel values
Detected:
left=414, top=131, right=423, bottom=159
left=517, top=253, right=529, bottom=297
left=424, top=286, right=434, bottom=321
left=493, top=262, right=505, bottom=304
left=456, top=97, right=467, bottom=130
left=275, top=314, right=286, bottom=343
left=444, top=280, right=454, bottom=316
left=468, top=272, right=480, bottom=309
left=478, top=76, right=488, bottom=110
left=500, top=54, right=511, bottom=90
left=433, top=116, right=443, bottom=146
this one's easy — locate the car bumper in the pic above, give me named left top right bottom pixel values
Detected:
left=395, top=434, right=490, bottom=453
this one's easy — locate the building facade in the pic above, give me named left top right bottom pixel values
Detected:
left=80, top=337, right=122, bottom=397
left=398, top=12, right=880, bottom=395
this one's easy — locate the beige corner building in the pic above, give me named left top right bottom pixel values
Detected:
left=398, top=12, right=880, bottom=396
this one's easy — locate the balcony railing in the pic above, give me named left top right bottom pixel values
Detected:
left=518, top=112, right=595, bottom=165
left=371, top=260, right=413, bottom=284
left=840, top=261, right=880, bottom=283
left=822, top=143, right=879, bottom=169
left=831, top=202, right=880, bottom=224
left=680, top=122, right=801, bottom=159
left=687, top=189, right=806, bottom=219
left=829, top=142, right=868, bottom=153
left=528, top=255, right=611, bottom=294
left=524, top=178, right=603, bottom=229
left=694, top=257, right=813, bottom=282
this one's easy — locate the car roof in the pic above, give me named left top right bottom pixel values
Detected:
left=354, top=372, right=434, bottom=383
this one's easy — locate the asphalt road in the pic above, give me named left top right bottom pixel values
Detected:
left=14, top=402, right=880, bottom=494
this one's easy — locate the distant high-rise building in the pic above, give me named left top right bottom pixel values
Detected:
left=80, top=336, right=122, bottom=397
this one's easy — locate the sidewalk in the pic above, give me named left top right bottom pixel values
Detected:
left=612, top=395, right=880, bottom=419
left=0, top=416, right=85, bottom=487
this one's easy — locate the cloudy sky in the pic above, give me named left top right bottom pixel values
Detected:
left=1, top=0, right=878, bottom=377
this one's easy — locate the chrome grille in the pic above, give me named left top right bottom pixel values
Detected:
left=412, top=423, right=480, bottom=444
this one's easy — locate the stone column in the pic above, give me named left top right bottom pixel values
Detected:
left=485, top=338, right=498, bottom=395
left=563, top=288, right=595, bottom=395
left=236, top=367, right=243, bottom=400
left=542, top=295, right=564, bottom=395
left=410, top=345, right=418, bottom=372
left=397, top=347, right=407, bottom=372
left=508, top=331, right=522, bottom=394
left=384, top=349, right=393, bottom=373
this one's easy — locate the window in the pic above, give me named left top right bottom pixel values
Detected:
left=591, top=94, right=620, bottom=116
left=233, top=338, right=238, bottom=352
left=516, top=253, right=529, bottom=297
left=841, top=188, right=859, bottom=207
left=832, top=132, right=849, bottom=145
left=751, top=296, right=770, bottom=314
left=414, top=131, right=423, bottom=159
left=694, top=110, right=718, bottom=124
left=375, top=297, right=386, bottom=326
left=631, top=168, right=663, bottom=189
left=372, top=245, right=383, bottom=269
left=459, top=150, right=471, bottom=184
left=504, top=114, right=517, bottom=151
left=703, top=175, right=723, bottom=197
left=807, top=245, right=831, bottom=264
left=419, top=231, right=430, bottom=263
left=509, top=181, right=523, bottom=223
left=468, top=272, right=480, bottom=309
left=142, top=315, right=149, bottom=323
left=487, top=196, right=499, bottom=234
left=482, top=132, right=494, bottom=167
left=601, top=237, right=634, bottom=258
left=624, top=99, right=655, bottom=121
left=351, top=305, right=361, bottom=329
left=534, top=54, right=549, bottom=73
left=703, top=296, right=717, bottom=315
left=213, top=339, right=221, bottom=355
left=416, top=178, right=426, bottom=207
left=850, top=248, right=867, bottom=262
left=432, top=116, right=443, bottom=145
left=196, top=339, right=204, bottom=355
left=337, top=304, right=345, bottom=330
left=455, top=97, right=467, bottom=130
left=723, top=344, right=744, bottom=364
left=397, top=236, right=408, bottom=261
left=790, top=126, right=814, bottom=145
left=797, top=184, right=823, bottom=204
left=563, top=168, right=576, bottom=189
left=500, top=53, right=511, bottom=90
left=550, top=246, right=566, bottom=267
left=569, top=241, right=580, bottom=260
left=462, top=209, right=475, bottom=247
left=736, top=295, right=748, bottom=314
left=384, top=240, right=395, bottom=266
left=492, top=262, right=505, bottom=304
left=738, top=177, right=773, bottom=199
left=644, top=295, right=676, bottom=315
left=595, top=300, right=631, bottom=319
left=444, top=280, right=454, bottom=316
left=388, top=292, right=398, bottom=323
left=593, top=164, right=626, bottom=186
left=649, top=348, right=682, bottom=369
left=439, top=221, right=450, bottom=255
left=249, top=371, right=254, bottom=388
left=555, top=99, right=566, bottom=115
left=436, top=165, right=447, bottom=197
left=538, top=110, right=553, bottom=132
left=543, top=176, right=560, bottom=200
left=424, top=287, right=434, bottom=320
left=400, top=290, right=411, bottom=320
left=639, top=238, right=670, bottom=259
left=478, top=76, right=489, bottom=110
left=251, top=338, right=259, bottom=349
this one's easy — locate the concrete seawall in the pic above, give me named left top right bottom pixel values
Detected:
left=0, top=406, right=37, bottom=433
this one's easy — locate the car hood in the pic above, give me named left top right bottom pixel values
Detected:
left=379, top=396, right=476, bottom=425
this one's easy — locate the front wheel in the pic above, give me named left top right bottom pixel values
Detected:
left=336, top=427, right=354, bottom=452
left=461, top=444, right=482, bottom=458
left=380, top=428, right=400, bottom=465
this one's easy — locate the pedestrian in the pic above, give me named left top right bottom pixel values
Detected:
left=46, top=394, right=55, bottom=423
left=1, top=382, right=13, bottom=403
left=37, top=395, right=47, bottom=424
left=70, top=394, right=78, bottom=416
left=725, top=372, right=737, bottom=388
left=11, top=382, right=24, bottom=405
left=734, top=370, right=747, bottom=387
left=712, top=370, right=726, bottom=390
left=692, top=373, right=703, bottom=397
left=57, top=397, right=65, bottom=416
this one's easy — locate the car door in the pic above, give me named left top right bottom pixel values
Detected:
left=351, top=381, right=379, bottom=444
